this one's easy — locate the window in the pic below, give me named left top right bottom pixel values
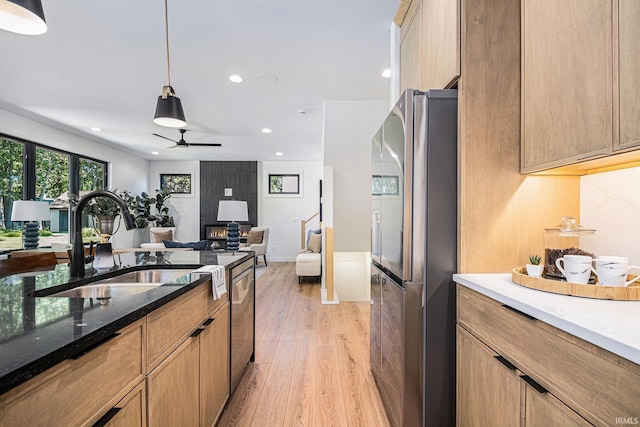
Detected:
left=0, top=134, right=107, bottom=252
left=0, top=138, right=24, bottom=251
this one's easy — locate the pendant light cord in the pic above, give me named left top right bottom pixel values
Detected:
left=163, top=0, right=172, bottom=87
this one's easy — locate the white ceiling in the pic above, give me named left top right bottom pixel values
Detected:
left=0, top=0, right=398, bottom=162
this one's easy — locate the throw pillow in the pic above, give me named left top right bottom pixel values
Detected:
left=246, top=230, right=264, bottom=246
left=306, top=228, right=321, bottom=247
left=163, top=240, right=208, bottom=251
left=151, top=229, right=173, bottom=243
left=307, top=233, right=322, bottom=253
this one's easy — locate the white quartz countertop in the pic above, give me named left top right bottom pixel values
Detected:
left=454, top=273, right=640, bottom=365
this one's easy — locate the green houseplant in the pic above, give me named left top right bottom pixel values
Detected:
left=120, top=188, right=174, bottom=229
left=526, top=254, right=544, bottom=277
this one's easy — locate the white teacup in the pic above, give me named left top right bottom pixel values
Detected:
left=555, top=255, right=593, bottom=284
left=591, top=256, right=640, bottom=287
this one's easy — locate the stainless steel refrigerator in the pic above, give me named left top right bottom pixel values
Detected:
left=371, top=89, right=457, bottom=426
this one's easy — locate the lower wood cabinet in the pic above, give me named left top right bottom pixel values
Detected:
left=457, top=284, right=640, bottom=426
left=457, top=326, right=589, bottom=426
left=147, top=300, right=230, bottom=427
left=101, top=381, right=147, bottom=427
left=0, top=279, right=231, bottom=427
left=147, top=333, right=201, bottom=426
left=0, top=319, right=145, bottom=427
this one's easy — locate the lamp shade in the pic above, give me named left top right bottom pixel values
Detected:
left=11, top=200, right=50, bottom=221
left=0, top=0, right=47, bottom=35
left=217, top=200, right=248, bottom=222
left=153, top=86, right=186, bottom=128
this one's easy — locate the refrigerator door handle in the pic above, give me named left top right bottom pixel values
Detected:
left=406, top=281, right=425, bottom=308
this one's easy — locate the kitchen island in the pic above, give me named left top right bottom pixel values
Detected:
left=455, top=274, right=640, bottom=426
left=0, top=250, right=253, bottom=426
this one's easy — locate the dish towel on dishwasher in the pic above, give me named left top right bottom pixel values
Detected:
left=192, top=265, right=227, bottom=300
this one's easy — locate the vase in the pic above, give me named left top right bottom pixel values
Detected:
left=526, top=264, right=544, bottom=277
left=96, top=215, right=116, bottom=235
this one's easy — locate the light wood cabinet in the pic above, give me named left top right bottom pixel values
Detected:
left=457, top=326, right=520, bottom=426
left=400, top=0, right=423, bottom=93
left=0, top=319, right=145, bottom=427
left=422, top=0, right=459, bottom=89
left=521, top=0, right=613, bottom=172
left=102, top=381, right=147, bottom=427
left=457, top=284, right=640, bottom=426
left=147, top=333, right=201, bottom=427
left=200, top=303, right=230, bottom=427
left=616, top=0, right=640, bottom=151
left=147, top=299, right=231, bottom=427
left=397, top=0, right=460, bottom=92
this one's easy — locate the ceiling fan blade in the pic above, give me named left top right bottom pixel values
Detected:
left=167, top=144, right=179, bottom=149
left=186, top=143, right=222, bottom=147
left=153, top=133, right=178, bottom=143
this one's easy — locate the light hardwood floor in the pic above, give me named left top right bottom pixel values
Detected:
left=216, top=262, right=390, bottom=427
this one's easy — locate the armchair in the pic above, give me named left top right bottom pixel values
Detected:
left=239, top=227, right=269, bottom=266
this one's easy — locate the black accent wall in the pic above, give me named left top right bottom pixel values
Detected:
left=199, top=161, right=258, bottom=240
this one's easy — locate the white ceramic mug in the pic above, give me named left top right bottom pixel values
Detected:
left=591, top=256, right=640, bottom=287
left=555, top=255, right=593, bottom=284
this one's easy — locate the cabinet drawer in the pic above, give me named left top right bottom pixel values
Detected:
left=0, top=319, right=145, bottom=427
left=147, top=284, right=208, bottom=369
left=457, top=285, right=640, bottom=426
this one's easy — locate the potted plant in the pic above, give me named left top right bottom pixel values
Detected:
left=120, top=189, right=174, bottom=228
left=82, top=192, right=122, bottom=236
left=526, top=254, right=544, bottom=277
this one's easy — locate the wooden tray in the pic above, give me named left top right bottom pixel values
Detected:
left=511, top=267, right=640, bottom=301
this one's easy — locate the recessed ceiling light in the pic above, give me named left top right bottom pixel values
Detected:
left=151, top=151, right=159, bottom=155
left=228, top=74, right=244, bottom=83
left=90, top=127, right=102, bottom=132
left=381, top=68, right=392, bottom=78
left=275, top=152, right=283, bottom=156
left=262, top=128, right=272, bottom=134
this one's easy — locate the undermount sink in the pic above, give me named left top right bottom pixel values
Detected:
left=45, top=269, right=194, bottom=299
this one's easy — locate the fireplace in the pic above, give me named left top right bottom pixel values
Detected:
left=205, top=224, right=252, bottom=249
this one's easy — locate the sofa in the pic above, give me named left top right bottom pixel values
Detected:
left=295, top=230, right=321, bottom=283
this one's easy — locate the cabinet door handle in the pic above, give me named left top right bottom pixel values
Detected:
left=202, top=317, right=214, bottom=326
left=190, top=328, right=204, bottom=338
left=69, top=333, right=121, bottom=360
left=92, top=407, right=121, bottom=427
left=494, top=355, right=517, bottom=371
left=520, top=375, right=548, bottom=394
left=501, top=304, right=535, bottom=321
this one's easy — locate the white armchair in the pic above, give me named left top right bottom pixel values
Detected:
left=239, top=227, right=269, bottom=266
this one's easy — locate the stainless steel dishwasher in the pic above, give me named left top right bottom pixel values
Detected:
left=229, top=257, right=255, bottom=393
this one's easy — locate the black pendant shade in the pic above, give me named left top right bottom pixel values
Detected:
left=154, top=85, right=186, bottom=128
left=0, top=0, right=47, bottom=35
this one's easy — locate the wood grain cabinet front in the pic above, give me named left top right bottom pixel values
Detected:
left=98, top=380, right=147, bottom=427
left=0, top=319, right=145, bottom=427
left=147, top=300, right=231, bottom=427
left=457, top=284, right=640, bottom=426
left=521, top=0, right=613, bottom=172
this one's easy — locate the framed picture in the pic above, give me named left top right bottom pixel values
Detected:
left=269, top=174, right=300, bottom=194
left=372, top=175, right=399, bottom=195
left=160, top=173, right=192, bottom=194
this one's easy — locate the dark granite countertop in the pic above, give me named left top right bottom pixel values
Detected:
left=0, top=250, right=252, bottom=395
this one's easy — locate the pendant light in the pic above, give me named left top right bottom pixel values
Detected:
left=0, top=0, right=47, bottom=35
left=153, top=0, right=186, bottom=128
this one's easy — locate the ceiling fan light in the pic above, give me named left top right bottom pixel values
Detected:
left=153, top=89, right=186, bottom=128
left=0, top=0, right=47, bottom=35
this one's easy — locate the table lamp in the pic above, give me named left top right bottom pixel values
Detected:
left=217, top=200, right=248, bottom=251
left=11, top=200, right=51, bottom=250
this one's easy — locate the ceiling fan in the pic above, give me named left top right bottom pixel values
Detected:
left=152, top=129, right=222, bottom=149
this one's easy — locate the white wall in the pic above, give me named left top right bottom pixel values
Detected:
left=0, top=107, right=149, bottom=248
left=322, top=100, right=389, bottom=301
left=258, top=161, right=323, bottom=262
left=581, top=166, right=640, bottom=265
left=147, top=161, right=200, bottom=243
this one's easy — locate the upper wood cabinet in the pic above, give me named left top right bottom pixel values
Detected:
left=616, top=0, right=640, bottom=151
left=521, top=0, right=613, bottom=173
left=422, top=0, right=459, bottom=89
left=398, top=0, right=460, bottom=93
